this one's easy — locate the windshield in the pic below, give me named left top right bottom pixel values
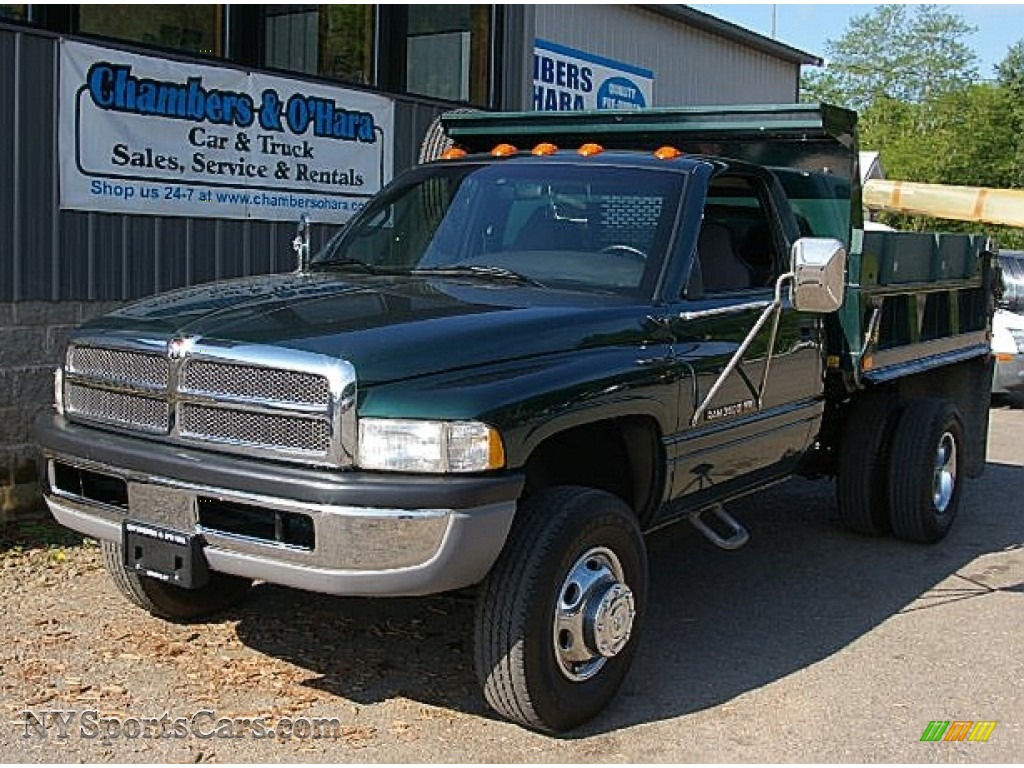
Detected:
left=314, top=161, right=685, bottom=297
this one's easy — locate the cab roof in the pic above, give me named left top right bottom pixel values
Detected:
left=427, top=145, right=790, bottom=185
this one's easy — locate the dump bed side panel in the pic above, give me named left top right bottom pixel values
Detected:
left=835, top=231, right=995, bottom=386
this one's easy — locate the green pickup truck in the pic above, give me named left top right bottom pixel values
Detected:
left=37, top=104, right=996, bottom=732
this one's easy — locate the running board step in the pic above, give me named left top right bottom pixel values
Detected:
left=688, top=504, right=750, bottom=550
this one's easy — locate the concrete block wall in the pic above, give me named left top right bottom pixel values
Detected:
left=0, top=301, right=122, bottom=521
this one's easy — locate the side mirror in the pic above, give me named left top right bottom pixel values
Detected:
left=790, top=237, right=846, bottom=313
left=293, top=214, right=311, bottom=272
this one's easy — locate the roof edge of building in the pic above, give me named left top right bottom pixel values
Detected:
left=640, top=5, right=823, bottom=67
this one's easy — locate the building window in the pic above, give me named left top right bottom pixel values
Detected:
left=77, top=5, right=224, bottom=57
left=405, top=6, right=492, bottom=106
left=0, top=5, right=26, bottom=21
left=264, top=5, right=374, bottom=86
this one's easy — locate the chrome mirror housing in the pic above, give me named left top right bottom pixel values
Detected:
left=790, top=237, right=846, bottom=313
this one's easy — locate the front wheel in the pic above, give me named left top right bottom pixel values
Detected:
left=474, top=486, right=648, bottom=733
left=102, top=540, right=252, bottom=621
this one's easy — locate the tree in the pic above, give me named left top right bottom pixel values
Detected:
left=801, top=10, right=1024, bottom=247
left=855, top=86, right=1016, bottom=188
left=996, top=39, right=1024, bottom=95
left=803, top=5, right=978, bottom=112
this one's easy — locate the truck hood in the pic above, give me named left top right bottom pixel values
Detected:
left=83, top=272, right=650, bottom=385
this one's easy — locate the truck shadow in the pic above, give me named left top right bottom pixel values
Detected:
left=992, top=392, right=1024, bottom=410
left=232, top=461, right=1024, bottom=735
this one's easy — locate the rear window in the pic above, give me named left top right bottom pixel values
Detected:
left=772, top=168, right=851, bottom=242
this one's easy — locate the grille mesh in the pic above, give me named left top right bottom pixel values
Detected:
left=65, top=383, right=170, bottom=432
left=179, top=404, right=330, bottom=453
left=181, top=360, right=330, bottom=405
left=68, top=346, right=169, bottom=388
left=64, top=343, right=345, bottom=463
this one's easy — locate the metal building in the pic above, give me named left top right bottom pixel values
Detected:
left=0, top=4, right=818, bottom=519
left=532, top=5, right=816, bottom=106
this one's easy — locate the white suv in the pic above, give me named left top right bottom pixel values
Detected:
left=993, top=252, right=1024, bottom=395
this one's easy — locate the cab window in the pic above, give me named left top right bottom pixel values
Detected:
left=694, top=174, right=782, bottom=294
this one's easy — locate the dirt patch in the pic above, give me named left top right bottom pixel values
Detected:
left=0, top=520, right=536, bottom=762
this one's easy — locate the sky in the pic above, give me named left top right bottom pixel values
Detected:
left=691, top=3, right=1024, bottom=79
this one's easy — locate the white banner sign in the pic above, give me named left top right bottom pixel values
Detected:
left=533, top=39, right=654, bottom=112
left=59, top=40, right=394, bottom=222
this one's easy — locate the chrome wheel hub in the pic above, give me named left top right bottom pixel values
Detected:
left=933, top=431, right=957, bottom=513
left=553, top=547, right=636, bottom=682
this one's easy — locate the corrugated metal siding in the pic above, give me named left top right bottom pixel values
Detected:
left=0, top=31, right=16, bottom=303
left=534, top=5, right=799, bottom=107
left=0, top=24, right=446, bottom=303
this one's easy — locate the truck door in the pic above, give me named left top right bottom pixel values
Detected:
left=663, top=170, right=825, bottom=512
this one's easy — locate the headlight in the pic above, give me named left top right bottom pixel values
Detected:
left=358, top=418, right=505, bottom=473
left=53, top=367, right=65, bottom=416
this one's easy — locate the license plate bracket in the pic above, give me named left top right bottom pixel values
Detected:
left=122, top=520, right=209, bottom=589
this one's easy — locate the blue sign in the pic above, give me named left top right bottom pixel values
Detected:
left=533, top=39, right=654, bottom=112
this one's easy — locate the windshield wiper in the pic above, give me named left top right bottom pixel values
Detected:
left=314, top=257, right=395, bottom=275
left=411, top=264, right=547, bottom=288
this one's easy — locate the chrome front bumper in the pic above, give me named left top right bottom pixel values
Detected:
left=43, top=454, right=517, bottom=597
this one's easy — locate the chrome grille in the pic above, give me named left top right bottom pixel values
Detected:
left=61, top=340, right=355, bottom=467
left=65, top=383, right=169, bottom=433
left=179, top=404, right=331, bottom=453
left=181, top=360, right=330, bottom=405
left=68, top=346, right=168, bottom=388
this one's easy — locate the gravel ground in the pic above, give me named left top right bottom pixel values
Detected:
left=2, top=405, right=1022, bottom=762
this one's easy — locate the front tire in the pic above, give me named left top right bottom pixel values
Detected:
left=474, top=486, right=648, bottom=733
left=102, top=540, right=252, bottom=621
left=887, top=399, right=964, bottom=543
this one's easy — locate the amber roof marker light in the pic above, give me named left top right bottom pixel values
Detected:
left=654, top=146, right=684, bottom=160
left=532, top=142, right=558, bottom=156
left=490, top=143, right=518, bottom=157
left=439, top=147, right=467, bottom=160
left=577, top=143, right=604, bottom=157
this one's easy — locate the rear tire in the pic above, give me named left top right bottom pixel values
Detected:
left=474, top=486, right=647, bottom=733
left=887, top=399, right=964, bottom=543
left=102, top=540, right=252, bottom=621
left=835, top=392, right=901, bottom=535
